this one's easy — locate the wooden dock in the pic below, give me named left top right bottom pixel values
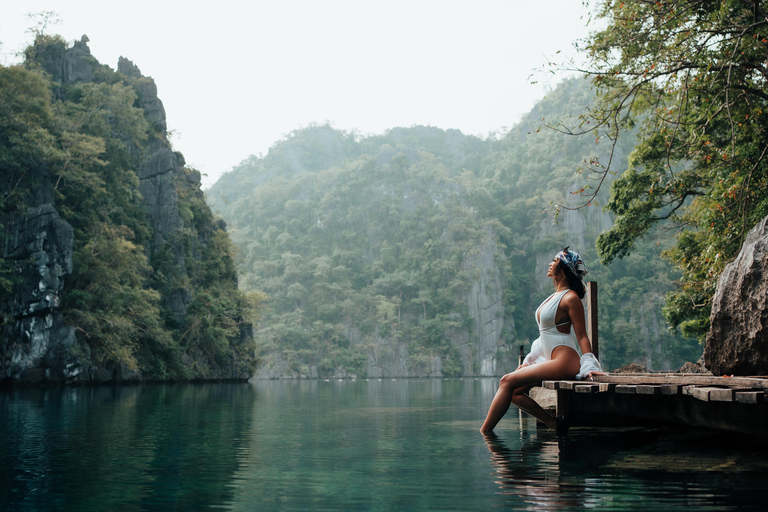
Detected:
left=543, top=373, right=768, bottom=437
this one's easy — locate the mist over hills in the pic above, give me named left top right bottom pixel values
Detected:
left=208, top=78, right=700, bottom=378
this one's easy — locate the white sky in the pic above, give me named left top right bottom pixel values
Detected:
left=0, top=1, right=597, bottom=189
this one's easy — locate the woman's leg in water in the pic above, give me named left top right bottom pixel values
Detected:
left=480, top=350, right=579, bottom=433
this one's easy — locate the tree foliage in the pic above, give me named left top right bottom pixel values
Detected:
left=0, top=35, right=260, bottom=379
left=209, top=82, right=701, bottom=375
left=569, top=0, right=768, bottom=339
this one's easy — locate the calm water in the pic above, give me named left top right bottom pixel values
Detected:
left=1, top=379, right=766, bottom=511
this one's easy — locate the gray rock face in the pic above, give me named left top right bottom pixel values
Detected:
left=44, top=35, right=95, bottom=84
left=1, top=37, right=208, bottom=384
left=1, top=204, right=93, bottom=383
left=461, top=232, right=515, bottom=376
left=44, top=39, right=190, bottom=324
left=118, top=57, right=167, bottom=132
left=705, top=215, right=768, bottom=375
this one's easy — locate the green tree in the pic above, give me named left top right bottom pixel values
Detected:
left=572, top=0, right=768, bottom=339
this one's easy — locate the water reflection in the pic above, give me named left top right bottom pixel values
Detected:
left=483, top=430, right=585, bottom=510
left=0, top=384, right=255, bottom=512
left=3, top=379, right=768, bottom=511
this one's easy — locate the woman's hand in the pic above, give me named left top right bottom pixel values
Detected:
left=586, top=370, right=607, bottom=381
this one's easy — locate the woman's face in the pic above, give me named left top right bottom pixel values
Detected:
left=547, top=257, right=560, bottom=278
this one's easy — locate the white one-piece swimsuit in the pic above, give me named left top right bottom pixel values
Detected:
left=534, top=290, right=581, bottom=360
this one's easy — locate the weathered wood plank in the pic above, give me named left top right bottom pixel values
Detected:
left=615, top=385, right=637, bottom=394
left=575, top=384, right=599, bottom=394
left=735, top=390, right=764, bottom=404
left=709, top=388, right=735, bottom=402
left=559, top=381, right=577, bottom=391
left=691, top=386, right=731, bottom=402
left=592, top=374, right=768, bottom=388
left=587, top=281, right=599, bottom=360
left=566, top=389, right=768, bottom=436
left=661, top=385, right=681, bottom=395
left=542, top=381, right=558, bottom=390
left=598, top=382, right=617, bottom=393
left=681, top=385, right=698, bottom=396
left=637, top=385, right=662, bottom=395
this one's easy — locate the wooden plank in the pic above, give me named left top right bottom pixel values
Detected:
left=586, top=281, right=599, bottom=360
left=615, top=385, right=637, bottom=394
left=542, top=381, right=558, bottom=390
left=566, top=389, right=768, bottom=436
left=735, top=390, right=764, bottom=404
left=592, top=374, right=768, bottom=388
left=575, top=384, right=599, bottom=394
left=682, top=385, right=698, bottom=396
left=637, top=385, right=662, bottom=395
left=599, top=382, right=617, bottom=393
left=661, top=385, right=681, bottom=395
left=691, top=386, right=730, bottom=402
left=709, top=388, right=735, bottom=402
left=556, top=387, right=571, bottom=418
left=559, top=381, right=577, bottom=391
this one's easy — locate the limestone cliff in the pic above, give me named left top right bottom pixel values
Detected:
left=0, top=36, right=252, bottom=384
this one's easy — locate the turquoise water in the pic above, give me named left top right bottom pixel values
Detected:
left=1, top=379, right=766, bottom=511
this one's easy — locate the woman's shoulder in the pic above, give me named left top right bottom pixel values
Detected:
left=560, top=289, right=584, bottom=308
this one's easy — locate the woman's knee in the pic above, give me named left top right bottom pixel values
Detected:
left=499, top=373, right=516, bottom=390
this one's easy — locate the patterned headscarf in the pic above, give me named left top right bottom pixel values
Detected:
left=556, top=246, right=588, bottom=280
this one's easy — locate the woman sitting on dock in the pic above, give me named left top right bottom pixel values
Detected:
left=480, top=247, right=603, bottom=435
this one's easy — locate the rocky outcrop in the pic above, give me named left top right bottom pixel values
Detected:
left=0, top=204, right=93, bottom=383
left=612, top=363, right=650, bottom=373
left=117, top=57, right=167, bottom=132
left=678, top=356, right=709, bottom=374
left=460, top=231, right=516, bottom=375
left=1, top=36, right=248, bottom=385
left=705, top=215, right=768, bottom=375
left=39, top=35, right=96, bottom=84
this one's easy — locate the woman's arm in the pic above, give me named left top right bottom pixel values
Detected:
left=520, top=338, right=542, bottom=368
left=561, top=291, right=592, bottom=355
left=562, top=290, right=606, bottom=379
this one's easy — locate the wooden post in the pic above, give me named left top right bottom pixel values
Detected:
left=518, top=345, right=525, bottom=367
left=586, top=281, right=599, bottom=360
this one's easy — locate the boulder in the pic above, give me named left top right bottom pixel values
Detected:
left=611, top=362, right=650, bottom=373
left=705, top=215, right=768, bottom=375
left=678, top=356, right=709, bottom=374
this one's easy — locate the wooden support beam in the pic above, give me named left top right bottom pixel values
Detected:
left=586, top=281, right=599, bottom=360
left=575, top=384, right=599, bottom=393
left=598, top=382, right=617, bottom=393
left=735, top=390, right=764, bottom=404
left=615, top=385, right=637, bottom=394
left=689, top=386, right=732, bottom=402
left=637, top=385, right=662, bottom=395
left=709, top=388, right=735, bottom=402
left=661, top=385, right=681, bottom=395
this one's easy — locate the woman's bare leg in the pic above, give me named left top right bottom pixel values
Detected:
left=510, top=389, right=556, bottom=429
left=480, top=353, right=579, bottom=433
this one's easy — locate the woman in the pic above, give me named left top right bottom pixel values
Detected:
left=480, top=247, right=603, bottom=434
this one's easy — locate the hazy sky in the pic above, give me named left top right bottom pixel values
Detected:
left=0, top=1, right=597, bottom=188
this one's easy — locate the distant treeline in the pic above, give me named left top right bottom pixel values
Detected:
left=208, top=78, right=700, bottom=377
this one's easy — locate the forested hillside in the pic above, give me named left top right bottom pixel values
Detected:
left=0, top=35, right=260, bottom=383
left=208, top=78, right=701, bottom=378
